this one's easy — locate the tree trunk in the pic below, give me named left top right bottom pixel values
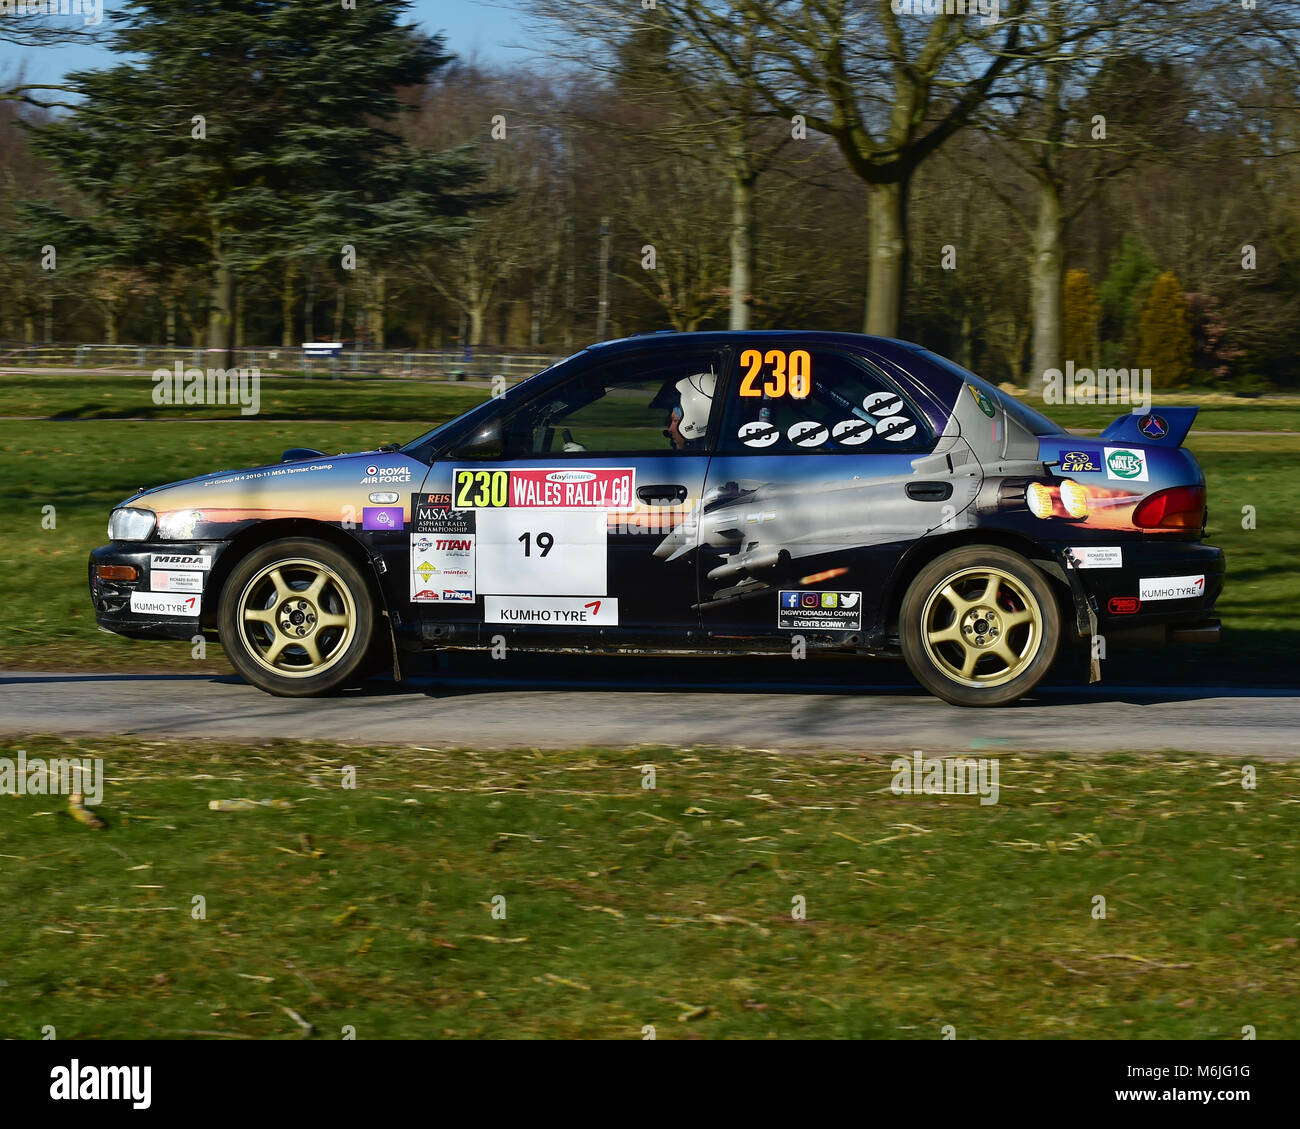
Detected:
left=864, top=179, right=909, bottom=337
left=468, top=303, right=486, bottom=347
left=729, top=171, right=757, bottom=330
left=104, top=305, right=117, bottom=345
left=165, top=302, right=176, bottom=348
left=1029, top=178, right=1065, bottom=386
left=333, top=282, right=345, bottom=342
left=281, top=261, right=297, bottom=348
left=207, top=262, right=235, bottom=367
left=368, top=271, right=386, bottom=349
left=304, top=272, right=315, bottom=343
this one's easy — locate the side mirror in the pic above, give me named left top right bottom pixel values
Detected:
left=450, top=421, right=502, bottom=459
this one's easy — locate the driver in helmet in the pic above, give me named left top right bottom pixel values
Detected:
left=654, top=369, right=716, bottom=450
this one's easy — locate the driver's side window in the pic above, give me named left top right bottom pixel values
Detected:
left=500, top=349, right=726, bottom=457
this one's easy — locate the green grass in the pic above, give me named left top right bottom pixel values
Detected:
left=0, top=370, right=1297, bottom=679
left=1, top=736, right=1296, bottom=1039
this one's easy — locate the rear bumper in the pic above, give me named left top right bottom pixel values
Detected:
left=89, top=542, right=226, bottom=640
left=1061, top=538, right=1225, bottom=639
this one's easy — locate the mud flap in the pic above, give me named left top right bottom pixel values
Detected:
left=364, top=552, right=404, bottom=684
left=1038, top=551, right=1102, bottom=684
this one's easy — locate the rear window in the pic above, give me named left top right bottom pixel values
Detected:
left=913, top=349, right=1065, bottom=437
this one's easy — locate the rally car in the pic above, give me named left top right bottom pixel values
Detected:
left=89, top=332, right=1224, bottom=706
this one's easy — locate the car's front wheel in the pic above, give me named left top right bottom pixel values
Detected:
left=899, top=545, right=1061, bottom=707
left=219, top=537, right=377, bottom=697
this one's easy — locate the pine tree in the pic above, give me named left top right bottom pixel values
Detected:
left=1063, top=269, right=1100, bottom=368
left=1138, top=271, right=1194, bottom=388
left=22, top=0, right=496, bottom=359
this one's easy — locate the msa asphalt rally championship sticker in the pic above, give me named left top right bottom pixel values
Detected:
left=1140, top=574, right=1206, bottom=601
left=778, top=590, right=863, bottom=631
left=409, top=494, right=476, bottom=603
left=484, top=596, right=618, bottom=626
left=1066, top=546, right=1123, bottom=569
left=1104, top=446, right=1149, bottom=482
left=130, top=591, right=200, bottom=616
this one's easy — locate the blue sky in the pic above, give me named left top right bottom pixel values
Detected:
left=0, top=0, right=534, bottom=87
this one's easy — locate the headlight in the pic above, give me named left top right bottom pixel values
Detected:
left=108, top=507, right=157, bottom=541
left=1059, top=479, right=1089, bottom=519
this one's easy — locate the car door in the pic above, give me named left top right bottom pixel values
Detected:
left=689, top=343, right=959, bottom=644
left=415, top=343, right=731, bottom=641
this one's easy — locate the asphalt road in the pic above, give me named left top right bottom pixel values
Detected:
left=0, top=657, right=1296, bottom=756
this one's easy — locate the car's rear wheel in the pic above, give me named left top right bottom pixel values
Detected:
left=900, top=545, right=1060, bottom=707
left=219, top=537, right=377, bottom=697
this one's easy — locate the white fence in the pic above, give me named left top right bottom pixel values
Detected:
left=0, top=343, right=565, bottom=381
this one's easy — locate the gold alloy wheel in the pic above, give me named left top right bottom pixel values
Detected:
left=919, top=565, right=1042, bottom=688
left=237, top=558, right=356, bottom=678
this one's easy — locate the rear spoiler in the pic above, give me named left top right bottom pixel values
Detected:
left=1099, top=406, right=1198, bottom=448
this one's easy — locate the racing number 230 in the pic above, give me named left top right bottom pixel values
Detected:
left=739, top=348, right=811, bottom=399
left=454, top=469, right=507, bottom=508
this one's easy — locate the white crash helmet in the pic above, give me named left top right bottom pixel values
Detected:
left=675, top=370, right=716, bottom=440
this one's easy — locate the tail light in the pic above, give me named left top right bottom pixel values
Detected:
left=1132, top=485, right=1206, bottom=529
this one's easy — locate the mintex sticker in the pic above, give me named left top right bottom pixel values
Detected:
left=410, top=495, right=476, bottom=602
left=778, top=590, right=862, bottom=630
left=453, top=467, right=634, bottom=509
left=1104, top=447, right=1148, bottom=482
left=1139, top=574, right=1205, bottom=601
left=484, top=596, right=618, bottom=626
left=149, top=553, right=209, bottom=570
left=1067, top=546, right=1123, bottom=569
left=150, top=569, right=204, bottom=593
left=131, top=591, right=200, bottom=617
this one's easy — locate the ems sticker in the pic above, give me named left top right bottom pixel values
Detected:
left=150, top=569, right=204, bottom=593
left=738, top=420, right=780, bottom=448
left=778, top=590, right=863, bottom=631
left=1139, top=574, right=1205, bottom=601
left=1059, top=449, right=1102, bottom=473
left=877, top=415, right=917, bottom=442
left=130, top=591, right=200, bottom=616
left=1104, top=447, right=1148, bottom=482
left=148, top=553, right=209, bottom=570
left=863, top=391, right=904, bottom=416
left=484, top=596, right=618, bottom=626
left=788, top=421, right=829, bottom=447
left=1067, top=546, right=1123, bottom=569
left=968, top=384, right=997, bottom=418
left=832, top=419, right=874, bottom=445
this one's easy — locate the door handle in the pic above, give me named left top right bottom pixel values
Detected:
left=906, top=481, right=953, bottom=501
left=638, top=484, right=688, bottom=504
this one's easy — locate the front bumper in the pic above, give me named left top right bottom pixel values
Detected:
left=89, top=541, right=227, bottom=640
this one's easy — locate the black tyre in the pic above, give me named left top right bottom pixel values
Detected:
left=899, top=545, right=1061, bottom=707
left=218, top=537, right=378, bottom=697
